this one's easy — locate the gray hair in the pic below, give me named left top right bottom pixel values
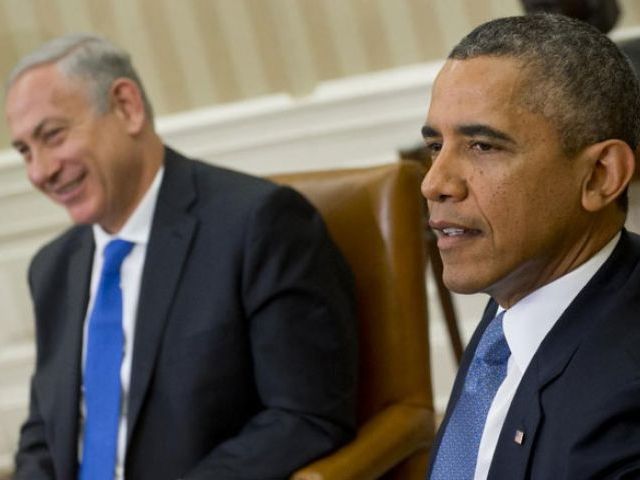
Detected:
left=450, top=14, right=640, bottom=155
left=6, top=33, right=153, bottom=120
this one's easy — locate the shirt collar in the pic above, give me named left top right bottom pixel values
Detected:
left=501, top=232, right=621, bottom=374
left=93, top=166, right=165, bottom=251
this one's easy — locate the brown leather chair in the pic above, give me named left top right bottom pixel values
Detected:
left=269, top=162, right=435, bottom=480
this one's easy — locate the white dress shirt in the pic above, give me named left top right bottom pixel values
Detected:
left=473, top=232, right=621, bottom=480
left=79, top=167, right=164, bottom=480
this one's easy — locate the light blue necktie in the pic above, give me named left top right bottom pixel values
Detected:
left=79, top=239, right=134, bottom=480
left=431, top=311, right=510, bottom=480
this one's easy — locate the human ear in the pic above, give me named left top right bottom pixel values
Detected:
left=581, top=139, right=635, bottom=212
left=109, top=78, right=146, bottom=135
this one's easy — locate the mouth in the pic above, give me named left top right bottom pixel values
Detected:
left=48, top=172, right=87, bottom=203
left=429, top=220, right=482, bottom=247
left=440, top=227, right=468, bottom=237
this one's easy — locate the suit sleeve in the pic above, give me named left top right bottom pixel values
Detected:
left=183, top=186, right=358, bottom=480
left=14, top=263, right=56, bottom=480
left=14, top=377, right=55, bottom=479
left=566, top=378, right=640, bottom=479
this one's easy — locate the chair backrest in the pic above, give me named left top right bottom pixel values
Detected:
left=270, top=162, right=433, bottom=427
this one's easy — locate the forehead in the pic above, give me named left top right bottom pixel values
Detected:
left=427, top=57, right=560, bottom=142
left=5, top=63, right=92, bottom=136
left=429, top=57, right=528, bottom=124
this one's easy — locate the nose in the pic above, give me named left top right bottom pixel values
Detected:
left=27, top=150, right=62, bottom=190
left=421, top=148, right=467, bottom=203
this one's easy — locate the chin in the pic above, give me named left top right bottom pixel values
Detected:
left=442, top=270, right=490, bottom=296
left=66, top=206, right=101, bottom=226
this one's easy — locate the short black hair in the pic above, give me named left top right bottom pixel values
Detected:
left=450, top=14, right=640, bottom=156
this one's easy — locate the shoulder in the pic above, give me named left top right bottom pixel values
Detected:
left=165, top=148, right=315, bottom=219
left=29, top=225, right=91, bottom=286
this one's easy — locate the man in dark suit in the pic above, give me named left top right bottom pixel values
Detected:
left=5, top=34, right=357, bottom=480
left=422, top=14, right=640, bottom=479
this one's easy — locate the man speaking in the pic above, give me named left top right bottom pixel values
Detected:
left=423, top=14, right=640, bottom=479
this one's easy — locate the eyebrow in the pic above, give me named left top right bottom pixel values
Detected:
left=421, top=125, right=439, bottom=138
left=421, top=123, right=517, bottom=145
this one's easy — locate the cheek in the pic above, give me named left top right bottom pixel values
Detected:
left=477, top=176, right=540, bottom=256
left=475, top=175, right=521, bottom=229
left=26, top=165, right=42, bottom=188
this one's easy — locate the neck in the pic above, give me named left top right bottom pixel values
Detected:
left=491, top=216, right=623, bottom=309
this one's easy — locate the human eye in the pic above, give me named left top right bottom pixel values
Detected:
left=43, top=127, right=66, bottom=146
left=469, top=140, right=499, bottom=153
left=17, top=145, right=31, bottom=162
left=424, top=141, right=443, bottom=158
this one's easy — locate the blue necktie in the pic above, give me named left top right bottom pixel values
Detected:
left=431, top=311, right=510, bottom=480
left=79, top=239, right=134, bottom=480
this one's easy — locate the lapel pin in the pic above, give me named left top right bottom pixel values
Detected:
left=514, top=430, right=525, bottom=445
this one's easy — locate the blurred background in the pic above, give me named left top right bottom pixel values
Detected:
left=0, top=0, right=638, bottom=147
left=2, top=0, right=640, bottom=474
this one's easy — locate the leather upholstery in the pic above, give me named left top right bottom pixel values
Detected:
left=270, top=162, right=435, bottom=480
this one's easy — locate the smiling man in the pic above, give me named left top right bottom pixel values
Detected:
left=423, top=14, right=640, bottom=480
left=5, top=34, right=357, bottom=480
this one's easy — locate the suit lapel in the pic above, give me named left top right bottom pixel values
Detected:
left=489, top=231, right=637, bottom=478
left=47, top=228, right=94, bottom=479
left=126, top=148, right=197, bottom=444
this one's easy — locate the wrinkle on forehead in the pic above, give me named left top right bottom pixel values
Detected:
left=428, top=57, right=560, bottom=151
left=435, top=58, right=532, bottom=114
left=5, top=64, right=92, bottom=141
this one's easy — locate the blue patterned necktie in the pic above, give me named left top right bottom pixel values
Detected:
left=431, top=311, right=510, bottom=480
left=79, top=239, right=134, bottom=480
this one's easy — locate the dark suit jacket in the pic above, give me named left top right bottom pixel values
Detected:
left=428, top=230, right=640, bottom=479
left=15, top=147, right=358, bottom=480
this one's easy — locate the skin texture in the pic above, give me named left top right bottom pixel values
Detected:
left=5, top=62, right=163, bottom=234
left=421, top=56, right=631, bottom=308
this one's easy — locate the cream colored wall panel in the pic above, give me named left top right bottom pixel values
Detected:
left=0, top=258, right=35, bottom=345
left=297, top=1, right=341, bottom=81
left=84, top=0, right=119, bottom=35
left=109, top=0, right=170, bottom=114
left=620, top=0, right=640, bottom=26
left=137, top=0, right=193, bottom=114
left=2, top=0, right=39, bottom=39
left=190, top=1, right=244, bottom=104
left=406, top=0, right=448, bottom=60
left=211, top=0, right=270, bottom=99
left=3, top=0, right=638, bottom=151
left=462, top=0, right=519, bottom=29
left=161, top=0, right=219, bottom=107
left=0, top=9, right=19, bottom=83
left=0, top=343, right=34, bottom=400
left=376, top=0, right=422, bottom=65
left=322, top=1, right=370, bottom=76
left=356, top=0, right=393, bottom=71
left=432, top=0, right=474, bottom=53
left=0, top=157, right=28, bottom=191
left=32, top=0, right=64, bottom=38
left=57, top=0, right=94, bottom=33
left=0, top=341, right=33, bottom=473
left=489, top=0, right=523, bottom=19
left=2, top=0, right=43, bottom=57
left=266, top=0, right=318, bottom=97
left=1, top=191, right=67, bottom=241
